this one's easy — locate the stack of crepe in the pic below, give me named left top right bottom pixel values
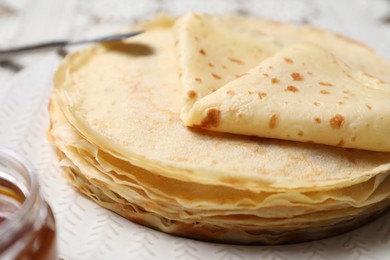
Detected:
left=48, top=13, right=390, bottom=244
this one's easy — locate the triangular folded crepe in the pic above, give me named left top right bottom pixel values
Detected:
left=184, top=43, right=390, bottom=152
left=174, top=13, right=281, bottom=116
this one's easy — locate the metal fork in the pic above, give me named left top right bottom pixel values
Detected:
left=0, top=31, right=144, bottom=61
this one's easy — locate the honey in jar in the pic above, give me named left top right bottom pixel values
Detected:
left=0, top=148, right=58, bottom=260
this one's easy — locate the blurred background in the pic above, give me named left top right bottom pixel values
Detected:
left=0, top=0, right=390, bottom=86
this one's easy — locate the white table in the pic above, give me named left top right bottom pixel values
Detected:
left=1, top=0, right=389, bottom=88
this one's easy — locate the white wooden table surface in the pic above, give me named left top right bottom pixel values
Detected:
left=0, top=0, right=390, bottom=89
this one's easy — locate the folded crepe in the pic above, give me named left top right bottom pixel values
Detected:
left=177, top=14, right=390, bottom=151
left=183, top=42, right=390, bottom=151
left=174, top=13, right=281, bottom=114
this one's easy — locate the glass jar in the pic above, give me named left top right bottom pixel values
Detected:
left=0, top=148, right=58, bottom=260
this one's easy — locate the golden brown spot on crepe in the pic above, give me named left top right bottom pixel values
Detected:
left=262, top=73, right=269, bottom=77
left=286, top=85, right=299, bottom=92
left=284, top=57, right=294, bottom=64
left=228, top=57, right=244, bottom=64
left=320, top=90, right=330, bottom=94
left=314, top=117, right=321, bottom=124
left=271, top=77, right=279, bottom=84
left=291, top=72, right=304, bottom=81
left=338, top=101, right=344, bottom=105
left=319, top=82, right=333, bottom=87
left=343, top=90, right=349, bottom=94
left=174, top=40, right=179, bottom=46
left=307, top=71, right=313, bottom=76
left=226, top=90, right=235, bottom=96
left=258, top=92, right=267, bottom=99
left=298, top=131, right=304, bottom=136
left=210, top=88, right=216, bottom=93
left=313, top=102, right=320, bottom=106
left=187, top=90, right=197, bottom=99
left=194, top=77, right=202, bottom=83
left=211, top=73, right=222, bottom=80
left=194, top=36, right=200, bottom=41
left=330, top=114, right=345, bottom=129
left=337, top=139, right=345, bottom=147
left=366, top=104, right=372, bottom=110
left=269, top=114, right=278, bottom=129
left=208, top=62, right=214, bottom=68
left=221, top=64, right=227, bottom=70
left=200, top=108, right=221, bottom=128
left=351, top=136, right=357, bottom=142
left=199, top=49, right=206, bottom=56
left=268, top=66, right=273, bottom=70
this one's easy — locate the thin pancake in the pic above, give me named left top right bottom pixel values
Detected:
left=49, top=98, right=390, bottom=217
left=50, top=15, right=390, bottom=244
left=174, top=13, right=280, bottom=116
left=54, top=17, right=390, bottom=192
left=184, top=43, right=390, bottom=151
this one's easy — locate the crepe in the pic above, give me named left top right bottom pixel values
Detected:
left=183, top=42, right=390, bottom=151
left=50, top=14, right=390, bottom=244
left=54, top=17, right=390, bottom=191
left=202, top=15, right=390, bottom=84
left=49, top=96, right=390, bottom=243
left=174, top=13, right=281, bottom=115
left=49, top=97, right=390, bottom=213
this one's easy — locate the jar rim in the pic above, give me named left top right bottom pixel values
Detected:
left=0, top=147, right=39, bottom=238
